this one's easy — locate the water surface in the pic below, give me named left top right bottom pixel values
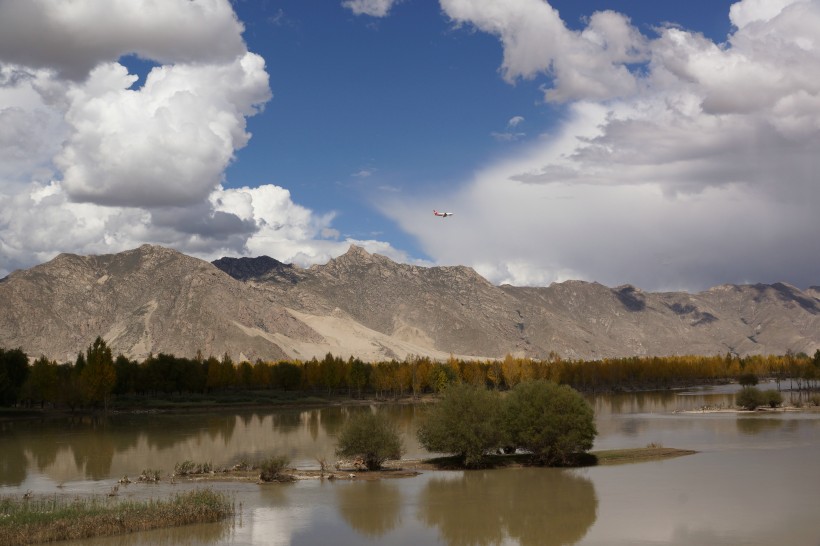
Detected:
left=3, top=383, right=819, bottom=545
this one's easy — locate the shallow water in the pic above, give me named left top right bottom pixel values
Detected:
left=3, top=383, right=820, bottom=545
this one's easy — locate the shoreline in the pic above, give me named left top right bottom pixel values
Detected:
left=171, top=446, right=699, bottom=484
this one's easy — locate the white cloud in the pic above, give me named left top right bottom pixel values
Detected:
left=57, top=53, right=270, bottom=207
left=441, top=0, right=648, bottom=102
left=728, top=0, right=809, bottom=28
left=0, top=0, right=245, bottom=80
left=380, top=0, right=820, bottom=291
left=0, top=0, right=389, bottom=277
left=492, top=115, right=527, bottom=141
left=342, top=0, right=401, bottom=18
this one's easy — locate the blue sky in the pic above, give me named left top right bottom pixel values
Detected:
left=0, top=0, right=818, bottom=291
left=225, top=0, right=737, bottom=257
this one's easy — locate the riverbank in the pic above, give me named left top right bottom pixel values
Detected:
left=0, top=488, right=233, bottom=546
left=169, top=446, right=698, bottom=484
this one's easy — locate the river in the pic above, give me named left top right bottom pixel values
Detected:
left=2, top=382, right=819, bottom=545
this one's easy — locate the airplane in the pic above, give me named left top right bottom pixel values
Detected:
left=433, top=210, right=454, bottom=218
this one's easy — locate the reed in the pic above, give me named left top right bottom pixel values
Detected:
left=0, top=488, right=233, bottom=546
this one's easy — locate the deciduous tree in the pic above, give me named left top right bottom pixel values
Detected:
left=336, top=411, right=404, bottom=470
left=416, top=382, right=502, bottom=467
left=501, top=380, right=596, bottom=465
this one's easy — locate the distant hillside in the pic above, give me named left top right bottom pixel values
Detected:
left=0, top=244, right=817, bottom=362
left=0, top=245, right=320, bottom=363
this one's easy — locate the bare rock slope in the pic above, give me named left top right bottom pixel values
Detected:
left=216, top=245, right=820, bottom=360
left=1, top=244, right=818, bottom=362
left=0, top=245, right=321, bottom=362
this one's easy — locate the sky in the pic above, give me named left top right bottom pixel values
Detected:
left=0, top=0, right=818, bottom=292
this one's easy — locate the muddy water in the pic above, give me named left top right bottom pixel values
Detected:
left=3, top=383, right=820, bottom=545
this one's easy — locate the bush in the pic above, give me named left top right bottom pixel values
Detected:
left=174, top=460, right=213, bottom=476
left=764, top=389, right=783, bottom=408
left=738, top=373, right=758, bottom=387
left=416, top=382, right=502, bottom=468
left=501, top=380, right=596, bottom=465
left=335, top=411, right=404, bottom=470
left=735, top=387, right=765, bottom=410
left=259, top=455, right=291, bottom=482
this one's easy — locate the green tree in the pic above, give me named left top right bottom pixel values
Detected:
left=272, top=361, right=302, bottom=391
left=416, top=382, right=502, bottom=468
left=764, top=389, right=783, bottom=408
left=20, top=355, right=59, bottom=407
left=319, top=352, right=345, bottom=394
left=501, top=380, right=596, bottom=465
left=81, top=336, right=116, bottom=410
left=0, top=347, right=29, bottom=406
left=57, top=363, right=84, bottom=410
left=113, top=354, right=139, bottom=395
left=736, top=387, right=765, bottom=410
left=738, top=373, right=758, bottom=387
left=336, top=411, right=404, bottom=470
left=347, top=357, right=370, bottom=398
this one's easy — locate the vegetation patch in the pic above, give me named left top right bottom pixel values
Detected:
left=174, top=460, right=213, bottom=476
left=0, top=488, right=233, bottom=546
left=416, top=380, right=597, bottom=468
left=259, top=455, right=293, bottom=482
left=335, top=411, right=404, bottom=470
left=588, top=447, right=698, bottom=466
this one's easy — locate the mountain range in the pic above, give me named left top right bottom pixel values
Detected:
left=1, top=244, right=818, bottom=363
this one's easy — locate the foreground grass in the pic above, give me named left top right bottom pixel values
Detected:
left=0, top=488, right=233, bottom=546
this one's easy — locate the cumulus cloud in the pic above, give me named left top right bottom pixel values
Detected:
left=0, top=180, right=363, bottom=278
left=57, top=53, right=270, bottom=207
left=441, top=0, right=649, bottom=102
left=0, top=0, right=375, bottom=277
left=381, top=0, right=820, bottom=291
left=342, top=0, right=401, bottom=18
left=0, top=0, right=245, bottom=80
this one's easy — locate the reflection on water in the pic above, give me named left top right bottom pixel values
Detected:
left=4, top=387, right=820, bottom=546
left=336, top=480, right=402, bottom=537
left=419, top=468, right=597, bottom=546
left=736, top=416, right=785, bottom=435
left=0, top=387, right=805, bottom=487
left=0, top=405, right=430, bottom=488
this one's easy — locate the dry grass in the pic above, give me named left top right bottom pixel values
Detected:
left=0, top=488, right=233, bottom=546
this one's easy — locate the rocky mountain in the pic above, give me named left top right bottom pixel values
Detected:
left=0, top=245, right=321, bottom=363
left=214, top=245, right=820, bottom=361
left=1, top=244, right=818, bottom=362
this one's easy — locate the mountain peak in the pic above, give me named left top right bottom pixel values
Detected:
left=323, top=244, right=381, bottom=269
left=212, top=255, right=296, bottom=282
left=343, top=244, right=374, bottom=261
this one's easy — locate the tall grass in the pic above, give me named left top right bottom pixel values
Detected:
left=0, top=488, right=233, bottom=545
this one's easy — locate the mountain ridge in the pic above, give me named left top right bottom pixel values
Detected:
left=1, top=244, right=817, bottom=362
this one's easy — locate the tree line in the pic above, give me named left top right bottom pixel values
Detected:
left=1, top=338, right=819, bottom=409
